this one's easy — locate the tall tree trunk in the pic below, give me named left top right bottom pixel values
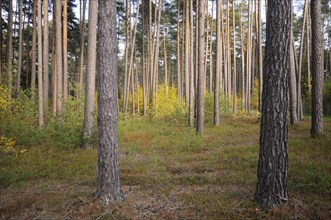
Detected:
left=125, top=0, right=140, bottom=114
left=185, top=0, right=190, bottom=104
left=298, top=0, right=308, bottom=120
left=55, top=0, right=63, bottom=117
left=311, top=0, right=324, bottom=137
left=258, top=0, right=263, bottom=112
left=31, top=0, right=37, bottom=92
left=63, top=0, right=68, bottom=101
left=96, top=0, right=124, bottom=204
left=209, top=1, right=214, bottom=94
left=123, top=0, right=129, bottom=112
left=38, top=0, right=44, bottom=126
left=255, top=0, right=291, bottom=207
left=188, top=0, right=194, bottom=128
left=52, top=2, right=56, bottom=116
left=246, top=0, right=252, bottom=112
left=16, top=0, right=23, bottom=94
left=232, top=0, right=236, bottom=114
left=196, top=0, right=205, bottom=134
left=83, top=0, right=97, bottom=148
left=214, top=0, right=222, bottom=126
left=7, top=0, right=13, bottom=99
left=78, top=0, right=87, bottom=92
left=177, top=0, right=182, bottom=103
left=240, top=0, right=245, bottom=111
left=289, top=33, right=298, bottom=125
left=43, top=0, right=49, bottom=110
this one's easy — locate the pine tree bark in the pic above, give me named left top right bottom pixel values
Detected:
left=38, top=0, right=44, bottom=126
left=289, top=35, right=298, bottom=125
left=311, top=0, right=324, bottom=137
left=240, top=0, right=245, bottom=111
left=43, top=0, right=49, bottom=110
left=258, top=0, right=263, bottom=112
left=214, top=0, right=222, bottom=126
left=16, top=0, right=23, bottom=94
left=97, top=0, right=124, bottom=204
left=55, top=0, right=63, bottom=117
left=7, top=0, right=13, bottom=98
left=255, top=0, right=291, bottom=207
left=177, top=0, right=182, bottom=103
left=63, top=0, right=68, bottom=101
left=78, top=0, right=87, bottom=92
left=83, top=0, right=97, bottom=148
left=298, top=0, right=308, bottom=120
left=31, top=0, right=37, bottom=92
left=196, top=0, right=205, bottom=134
left=232, top=0, right=236, bottom=114
left=189, top=0, right=194, bottom=128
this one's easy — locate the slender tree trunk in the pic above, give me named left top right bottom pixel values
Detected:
left=63, top=0, right=68, bottom=101
left=55, top=0, right=63, bottom=117
left=289, top=33, right=298, bottom=125
left=52, top=2, right=57, bottom=116
left=83, top=0, right=97, bottom=148
left=185, top=0, right=190, bottom=103
left=163, top=28, right=168, bottom=93
left=125, top=0, right=140, bottom=113
left=255, top=0, right=291, bottom=207
left=232, top=0, right=236, bottom=114
left=78, top=0, right=87, bottom=92
left=209, top=1, right=214, bottom=94
left=246, top=0, right=252, bottom=112
left=97, top=0, right=124, bottom=204
left=240, top=0, right=245, bottom=111
left=123, top=0, right=129, bottom=112
left=7, top=0, right=13, bottom=99
left=16, top=0, right=23, bottom=94
left=189, top=0, right=194, bottom=128
left=37, top=0, right=44, bottom=126
left=298, top=0, right=308, bottom=120
left=214, top=0, right=222, bottom=126
left=311, top=0, right=324, bottom=137
left=43, top=0, right=49, bottom=110
left=177, top=0, right=182, bottom=103
left=196, top=0, right=205, bottom=134
left=258, top=0, right=263, bottom=112
left=31, top=0, right=37, bottom=93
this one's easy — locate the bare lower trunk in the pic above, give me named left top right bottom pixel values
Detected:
left=83, top=0, right=98, bottom=148
left=196, top=0, right=205, bottom=134
left=311, top=0, right=324, bottom=137
left=37, top=0, right=44, bottom=126
left=43, top=0, right=49, bottom=112
left=55, top=0, right=63, bottom=117
left=97, top=0, right=124, bottom=204
left=255, top=0, right=291, bottom=207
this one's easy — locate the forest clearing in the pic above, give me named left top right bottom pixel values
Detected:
left=1, top=116, right=330, bottom=219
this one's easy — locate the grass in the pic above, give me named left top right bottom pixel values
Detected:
left=0, top=116, right=330, bottom=219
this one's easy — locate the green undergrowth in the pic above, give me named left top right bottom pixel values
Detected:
left=1, top=115, right=330, bottom=219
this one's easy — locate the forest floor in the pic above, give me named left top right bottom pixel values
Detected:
left=0, top=116, right=330, bottom=219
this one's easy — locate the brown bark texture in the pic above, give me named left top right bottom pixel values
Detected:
left=96, top=0, right=124, bottom=204
left=255, top=0, right=291, bottom=208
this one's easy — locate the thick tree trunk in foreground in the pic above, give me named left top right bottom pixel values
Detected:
left=196, top=0, right=205, bottom=133
left=311, top=0, right=324, bottom=137
left=255, top=0, right=291, bottom=207
left=97, top=0, right=124, bottom=204
left=82, top=0, right=98, bottom=148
